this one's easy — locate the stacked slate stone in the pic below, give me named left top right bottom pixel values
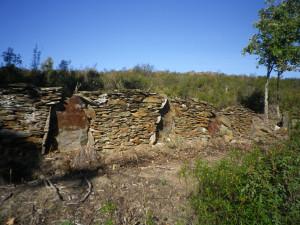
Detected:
left=0, top=84, right=62, bottom=147
left=171, top=98, right=216, bottom=139
left=218, top=106, right=256, bottom=137
left=78, top=90, right=165, bottom=152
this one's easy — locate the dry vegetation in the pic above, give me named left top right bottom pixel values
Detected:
left=1, top=66, right=300, bottom=115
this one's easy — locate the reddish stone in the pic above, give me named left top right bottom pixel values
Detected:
left=208, top=119, right=220, bottom=136
left=57, top=96, right=88, bottom=130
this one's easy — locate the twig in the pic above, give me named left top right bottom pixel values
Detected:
left=45, top=179, right=64, bottom=201
left=79, top=177, right=92, bottom=203
left=0, top=192, right=13, bottom=204
left=155, top=166, right=174, bottom=170
left=67, top=177, right=93, bottom=205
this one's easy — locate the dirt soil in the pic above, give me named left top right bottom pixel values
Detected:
left=0, top=139, right=234, bottom=225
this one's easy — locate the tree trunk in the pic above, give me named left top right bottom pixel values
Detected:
left=264, top=66, right=273, bottom=121
left=276, top=71, right=283, bottom=120
left=265, top=77, right=269, bottom=120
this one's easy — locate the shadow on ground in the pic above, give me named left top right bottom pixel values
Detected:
left=0, top=129, right=42, bottom=183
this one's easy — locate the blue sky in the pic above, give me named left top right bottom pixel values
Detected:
left=0, top=0, right=298, bottom=77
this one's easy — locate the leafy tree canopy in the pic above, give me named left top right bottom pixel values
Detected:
left=41, top=57, right=54, bottom=72
left=1, top=47, right=22, bottom=67
left=58, top=59, right=71, bottom=71
left=244, top=0, right=300, bottom=74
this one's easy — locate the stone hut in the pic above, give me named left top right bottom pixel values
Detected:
left=0, top=84, right=62, bottom=181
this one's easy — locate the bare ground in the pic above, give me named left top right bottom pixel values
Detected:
left=0, top=135, right=269, bottom=225
left=0, top=138, right=234, bottom=225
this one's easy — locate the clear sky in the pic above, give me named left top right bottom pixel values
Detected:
left=0, top=0, right=298, bottom=77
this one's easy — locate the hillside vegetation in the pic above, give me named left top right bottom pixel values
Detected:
left=0, top=67, right=299, bottom=116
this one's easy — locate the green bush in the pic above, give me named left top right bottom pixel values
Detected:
left=190, top=124, right=300, bottom=225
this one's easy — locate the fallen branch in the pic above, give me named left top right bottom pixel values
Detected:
left=45, top=179, right=64, bottom=201
left=79, top=177, right=93, bottom=202
left=67, top=177, right=92, bottom=205
left=0, top=192, right=13, bottom=204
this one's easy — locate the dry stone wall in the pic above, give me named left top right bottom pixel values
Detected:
left=217, top=106, right=257, bottom=137
left=0, top=85, right=288, bottom=182
left=1, top=86, right=219, bottom=156
left=209, top=106, right=287, bottom=144
left=76, top=90, right=167, bottom=152
left=0, top=84, right=62, bottom=149
left=170, top=98, right=216, bottom=139
left=1, top=85, right=283, bottom=159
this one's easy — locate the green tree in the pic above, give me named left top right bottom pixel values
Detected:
left=41, top=57, right=54, bottom=85
left=1, top=47, right=22, bottom=67
left=58, top=59, right=71, bottom=71
left=272, top=0, right=300, bottom=118
left=41, top=57, right=54, bottom=72
left=244, top=0, right=300, bottom=120
left=133, top=64, right=154, bottom=76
